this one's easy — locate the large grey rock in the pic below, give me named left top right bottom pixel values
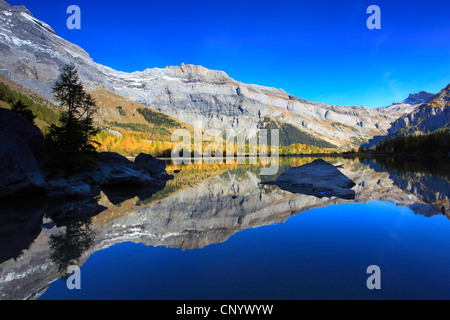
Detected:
left=64, top=181, right=91, bottom=199
left=0, top=109, right=46, bottom=161
left=0, top=197, right=46, bottom=264
left=133, top=153, right=166, bottom=175
left=99, top=166, right=156, bottom=188
left=98, top=152, right=133, bottom=168
left=46, top=178, right=68, bottom=190
left=96, top=152, right=159, bottom=188
left=0, top=128, right=46, bottom=200
left=268, top=159, right=356, bottom=199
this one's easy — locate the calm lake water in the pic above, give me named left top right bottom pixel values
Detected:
left=0, top=156, right=449, bottom=300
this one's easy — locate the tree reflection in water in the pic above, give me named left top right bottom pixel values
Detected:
left=48, top=219, right=95, bottom=277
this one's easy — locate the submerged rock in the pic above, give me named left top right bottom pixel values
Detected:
left=267, top=159, right=356, bottom=200
left=0, top=198, right=46, bottom=263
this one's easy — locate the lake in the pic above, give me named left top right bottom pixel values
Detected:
left=0, top=156, right=449, bottom=300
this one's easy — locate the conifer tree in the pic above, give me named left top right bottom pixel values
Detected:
left=11, top=99, right=36, bottom=124
left=45, top=63, right=100, bottom=170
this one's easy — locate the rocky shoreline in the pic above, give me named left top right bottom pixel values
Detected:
left=0, top=108, right=173, bottom=224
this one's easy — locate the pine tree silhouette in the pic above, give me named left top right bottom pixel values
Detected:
left=11, top=99, right=36, bottom=124
left=45, top=63, right=100, bottom=171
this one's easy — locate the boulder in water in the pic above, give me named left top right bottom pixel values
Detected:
left=268, top=159, right=356, bottom=200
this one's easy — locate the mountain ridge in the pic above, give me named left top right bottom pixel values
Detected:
left=0, top=0, right=447, bottom=148
left=388, top=84, right=450, bottom=136
left=364, top=84, right=450, bottom=148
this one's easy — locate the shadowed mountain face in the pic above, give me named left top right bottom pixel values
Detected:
left=0, top=157, right=448, bottom=300
left=388, top=85, right=450, bottom=136
left=0, top=0, right=433, bottom=148
left=365, top=85, right=450, bottom=148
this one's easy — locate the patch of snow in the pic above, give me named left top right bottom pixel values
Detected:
left=20, top=12, right=55, bottom=34
left=20, top=12, right=38, bottom=24
left=0, top=263, right=51, bottom=283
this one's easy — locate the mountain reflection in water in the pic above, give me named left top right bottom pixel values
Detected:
left=0, top=156, right=448, bottom=300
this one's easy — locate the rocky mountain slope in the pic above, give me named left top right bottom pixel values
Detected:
left=365, top=84, right=450, bottom=147
left=0, top=0, right=430, bottom=148
left=388, top=84, right=449, bottom=136
left=89, top=89, right=194, bottom=134
left=1, top=0, right=448, bottom=149
left=377, top=91, right=436, bottom=118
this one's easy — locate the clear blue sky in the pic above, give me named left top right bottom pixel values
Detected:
left=8, top=0, right=450, bottom=108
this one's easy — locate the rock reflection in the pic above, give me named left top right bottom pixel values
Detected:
left=0, top=198, right=46, bottom=264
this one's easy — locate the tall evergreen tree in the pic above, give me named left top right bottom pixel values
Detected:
left=11, top=99, right=36, bottom=124
left=45, top=63, right=100, bottom=170
left=79, top=93, right=100, bottom=151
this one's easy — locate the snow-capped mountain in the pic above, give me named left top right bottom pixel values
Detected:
left=378, top=91, right=437, bottom=116
left=403, top=91, right=437, bottom=106
left=0, top=0, right=443, bottom=148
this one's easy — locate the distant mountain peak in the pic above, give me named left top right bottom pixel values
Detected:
left=1, top=0, right=443, bottom=149
left=0, top=0, right=12, bottom=11
left=403, top=91, right=436, bottom=106
left=0, top=0, right=56, bottom=36
left=0, top=0, right=31, bottom=15
left=383, top=90, right=436, bottom=114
